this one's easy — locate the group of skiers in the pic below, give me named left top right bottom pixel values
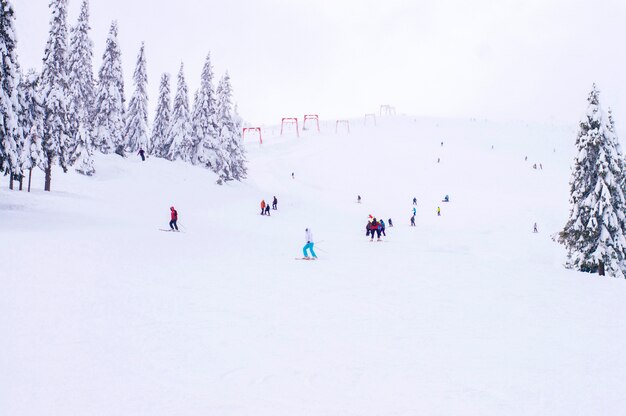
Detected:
left=260, top=197, right=278, bottom=215
left=366, top=215, right=388, bottom=241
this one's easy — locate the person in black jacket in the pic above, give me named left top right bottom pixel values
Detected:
left=272, top=196, right=278, bottom=210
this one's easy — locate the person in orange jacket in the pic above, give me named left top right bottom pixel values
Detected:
left=260, top=199, right=266, bottom=215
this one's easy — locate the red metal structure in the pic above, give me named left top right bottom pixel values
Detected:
left=364, top=113, right=376, bottom=126
left=281, top=117, right=299, bottom=137
left=336, top=119, right=350, bottom=134
left=243, top=127, right=262, bottom=144
left=303, top=114, right=320, bottom=132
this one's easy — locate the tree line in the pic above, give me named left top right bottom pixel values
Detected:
left=0, top=0, right=247, bottom=192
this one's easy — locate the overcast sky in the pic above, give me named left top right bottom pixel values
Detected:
left=12, top=0, right=626, bottom=129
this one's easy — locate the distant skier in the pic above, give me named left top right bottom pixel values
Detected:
left=413, top=197, right=417, bottom=205
left=525, top=156, right=528, bottom=161
left=533, top=223, right=538, bottom=233
left=437, top=157, right=440, bottom=163
left=358, top=195, right=362, bottom=203
left=410, top=215, right=415, bottom=226
left=437, top=207, right=441, bottom=216
left=540, top=163, right=543, bottom=170
left=265, top=202, right=271, bottom=216
left=533, top=163, right=537, bottom=169
left=302, top=228, right=317, bottom=259
left=443, top=195, right=449, bottom=202
left=169, top=206, right=178, bottom=231
left=138, top=148, right=146, bottom=161
left=260, top=199, right=266, bottom=215
left=379, top=219, right=386, bottom=236
left=413, top=207, right=416, bottom=216
left=441, top=141, right=443, bottom=147
left=292, top=172, right=295, bottom=179
left=388, top=218, right=393, bottom=227
left=272, top=196, right=278, bottom=210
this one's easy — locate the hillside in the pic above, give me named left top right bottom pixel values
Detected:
left=2, top=116, right=626, bottom=415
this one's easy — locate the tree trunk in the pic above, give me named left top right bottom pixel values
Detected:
left=9, top=170, right=13, bottom=190
left=28, top=168, right=32, bottom=192
left=598, top=260, right=605, bottom=276
left=44, top=156, right=52, bottom=192
left=19, top=174, right=23, bottom=191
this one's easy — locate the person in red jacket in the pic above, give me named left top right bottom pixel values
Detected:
left=368, top=217, right=381, bottom=241
left=169, top=206, right=179, bottom=231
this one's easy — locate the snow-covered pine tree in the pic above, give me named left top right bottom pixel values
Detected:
left=93, top=21, right=125, bottom=156
left=17, top=69, right=44, bottom=191
left=606, top=107, right=626, bottom=198
left=124, top=42, right=148, bottom=153
left=559, top=84, right=626, bottom=278
left=40, top=0, right=71, bottom=191
left=150, top=73, right=171, bottom=157
left=191, top=53, right=219, bottom=168
left=166, top=63, right=193, bottom=161
left=215, top=72, right=246, bottom=182
left=67, top=0, right=95, bottom=167
left=0, top=0, right=23, bottom=190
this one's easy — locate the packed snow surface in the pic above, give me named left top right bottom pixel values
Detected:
left=2, top=116, right=626, bottom=415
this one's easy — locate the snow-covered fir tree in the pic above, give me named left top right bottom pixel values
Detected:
left=150, top=73, right=171, bottom=157
left=0, top=0, right=23, bottom=190
left=93, top=21, right=125, bottom=156
left=558, top=84, right=626, bottom=278
left=191, top=53, right=219, bottom=168
left=606, top=107, right=626, bottom=197
left=124, top=42, right=148, bottom=153
left=215, top=72, right=246, bottom=182
left=40, top=0, right=71, bottom=191
left=67, top=0, right=95, bottom=167
left=166, top=63, right=193, bottom=161
left=17, top=69, right=45, bottom=190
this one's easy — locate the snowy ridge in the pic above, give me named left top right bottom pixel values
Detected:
left=2, top=115, right=626, bottom=415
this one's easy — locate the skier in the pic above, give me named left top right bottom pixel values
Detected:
left=410, top=215, right=415, bottom=226
left=138, top=148, right=146, bottom=161
left=169, top=206, right=178, bottom=231
left=533, top=223, right=538, bottom=233
left=413, top=197, right=417, bottom=205
left=441, top=141, right=443, bottom=147
left=380, top=219, right=386, bottom=236
left=302, top=228, right=317, bottom=259
left=368, top=218, right=381, bottom=241
left=358, top=195, right=362, bottom=203
left=388, top=218, right=393, bottom=227
left=260, top=199, right=266, bottom=215
left=292, top=172, right=295, bottom=179
left=437, top=207, right=441, bottom=216
left=413, top=206, right=417, bottom=216
left=272, top=196, right=278, bottom=210
left=443, top=195, right=449, bottom=202
left=265, top=202, right=271, bottom=216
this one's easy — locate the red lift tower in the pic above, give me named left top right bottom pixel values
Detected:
left=336, top=120, right=350, bottom=134
left=303, top=114, right=320, bottom=132
left=280, top=117, right=299, bottom=137
left=243, top=127, right=262, bottom=144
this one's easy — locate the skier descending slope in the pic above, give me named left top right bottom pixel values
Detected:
left=301, top=228, right=318, bottom=260
left=169, top=206, right=179, bottom=231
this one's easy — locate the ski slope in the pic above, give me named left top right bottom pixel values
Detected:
left=2, top=116, right=626, bottom=415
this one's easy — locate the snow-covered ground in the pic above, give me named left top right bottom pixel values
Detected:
left=3, top=116, right=626, bottom=415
